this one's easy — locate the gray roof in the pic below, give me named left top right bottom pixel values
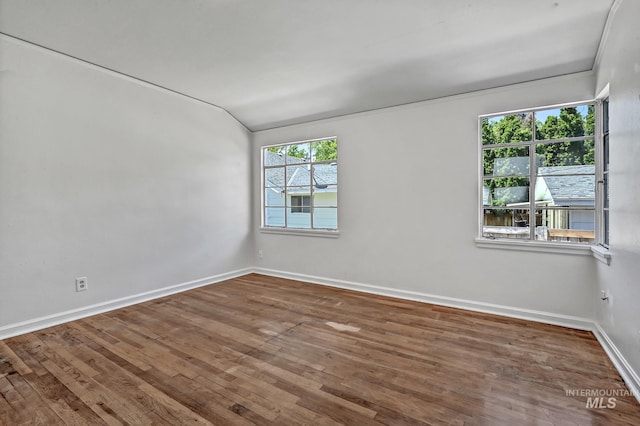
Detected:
left=311, top=164, right=337, bottom=186
left=264, top=150, right=337, bottom=191
left=539, top=165, right=595, bottom=201
left=263, top=150, right=305, bottom=167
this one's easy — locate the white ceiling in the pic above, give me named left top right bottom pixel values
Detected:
left=0, top=0, right=614, bottom=131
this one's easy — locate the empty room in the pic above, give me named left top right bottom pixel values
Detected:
left=1, top=0, right=640, bottom=424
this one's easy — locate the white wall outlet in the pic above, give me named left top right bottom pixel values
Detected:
left=258, top=249, right=263, bottom=259
left=76, top=277, right=88, bottom=292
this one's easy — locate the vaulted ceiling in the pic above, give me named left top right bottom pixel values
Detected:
left=0, top=0, right=614, bottom=131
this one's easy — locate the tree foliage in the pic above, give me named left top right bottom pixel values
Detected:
left=312, top=139, right=337, bottom=161
left=266, top=138, right=337, bottom=162
left=535, top=107, right=592, bottom=167
left=267, top=145, right=307, bottom=160
left=483, top=106, right=594, bottom=206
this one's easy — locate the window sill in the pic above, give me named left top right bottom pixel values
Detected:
left=591, top=245, right=611, bottom=265
left=475, top=238, right=613, bottom=264
left=260, top=227, right=340, bottom=238
left=475, top=237, right=593, bottom=256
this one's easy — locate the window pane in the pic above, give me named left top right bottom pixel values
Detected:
left=602, top=99, right=609, bottom=247
left=312, top=163, right=338, bottom=186
left=311, top=138, right=337, bottom=161
left=264, top=188, right=284, bottom=207
left=535, top=140, right=594, bottom=169
left=482, top=208, right=530, bottom=239
left=291, top=195, right=310, bottom=213
left=286, top=187, right=309, bottom=206
left=603, top=173, right=609, bottom=208
left=264, top=207, right=285, bottom=227
left=535, top=105, right=592, bottom=140
left=286, top=165, right=310, bottom=187
left=481, top=113, right=533, bottom=145
left=484, top=178, right=529, bottom=206
left=284, top=143, right=310, bottom=163
left=264, top=146, right=285, bottom=166
left=584, top=104, right=595, bottom=136
left=483, top=146, right=529, bottom=176
left=538, top=207, right=595, bottom=244
left=264, top=167, right=285, bottom=188
left=604, top=210, right=610, bottom=245
left=286, top=208, right=311, bottom=229
left=313, top=207, right=337, bottom=230
left=603, top=134, right=609, bottom=171
left=313, top=185, right=338, bottom=207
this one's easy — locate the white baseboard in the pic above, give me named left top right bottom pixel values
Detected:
left=0, top=267, right=252, bottom=340
left=593, top=324, right=640, bottom=404
left=252, top=267, right=595, bottom=331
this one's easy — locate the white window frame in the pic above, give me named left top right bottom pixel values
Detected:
left=476, top=100, right=609, bottom=261
left=260, top=137, right=339, bottom=237
left=592, top=85, right=611, bottom=264
left=595, top=87, right=610, bottom=247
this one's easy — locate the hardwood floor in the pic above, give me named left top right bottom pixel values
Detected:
left=1, top=273, right=639, bottom=425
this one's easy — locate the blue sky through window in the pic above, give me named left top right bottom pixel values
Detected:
left=487, top=105, right=589, bottom=125
left=535, top=105, right=589, bottom=123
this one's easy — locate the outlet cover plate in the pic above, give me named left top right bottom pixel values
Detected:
left=76, top=277, right=88, bottom=292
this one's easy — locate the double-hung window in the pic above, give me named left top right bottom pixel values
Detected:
left=262, top=137, right=338, bottom=231
left=480, top=102, right=598, bottom=245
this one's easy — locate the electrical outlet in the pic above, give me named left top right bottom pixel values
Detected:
left=258, top=249, right=263, bottom=259
left=600, top=290, right=608, bottom=301
left=76, top=277, right=88, bottom=292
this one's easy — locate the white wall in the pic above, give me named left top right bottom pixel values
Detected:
left=0, top=35, right=253, bottom=328
left=253, top=72, right=598, bottom=321
left=594, top=0, right=640, bottom=385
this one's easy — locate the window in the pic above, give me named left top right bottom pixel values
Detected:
left=262, top=137, right=338, bottom=231
left=480, top=102, right=598, bottom=245
left=291, top=195, right=311, bottom=213
left=598, top=97, right=610, bottom=247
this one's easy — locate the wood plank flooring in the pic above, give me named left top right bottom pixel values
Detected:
left=1, top=273, right=639, bottom=425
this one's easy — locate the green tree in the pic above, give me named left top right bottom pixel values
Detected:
left=584, top=105, right=595, bottom=164
left=266, top=145, right=308, bottom=161
left=584, top=105, right=595, bottom=136
left=312, top=138, right=337, bottom=161
left=285, top=145, right=307, bottom=160
left=494, top=113, right=533, bottom=143
left=482, top=114, right=532, bottom=206
left=535, top=107, right=592, bottom=167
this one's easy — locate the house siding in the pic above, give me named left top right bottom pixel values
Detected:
left=264, top=190, right=337, bottom=229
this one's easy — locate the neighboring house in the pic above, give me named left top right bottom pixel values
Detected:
left=483, top=163, right=595, bottom=241
left=264, top=151, right=337, bottom=229
left=535, top=165, right=595, bottom=231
